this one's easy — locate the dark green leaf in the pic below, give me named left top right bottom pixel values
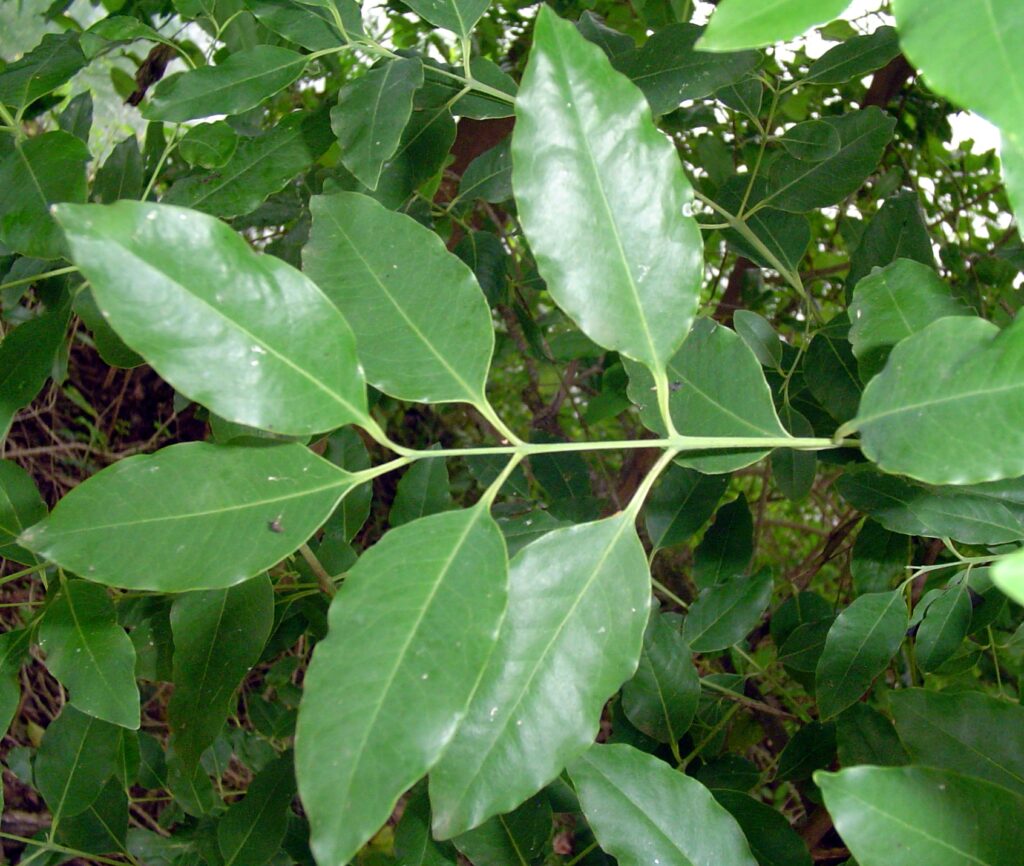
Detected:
left=452, top=793, right=551, bottom=866
left=21, top=442, right=359, bottom=591
left=56, top=200, right=368, bottom=435
left=915, top=580, right=971, bottom=671
left=39, top=580, right=140, bottom=729
left=0, top=32, right=86, bottom=110
left=218, top=753, right=295, bottom=866
left=716, top=177, right=811, bottom=272
left=693, top=497, right=754, bottom=589
left=390, top=455, right=451, bottom=527
left=850, top=518, right=910, bottom=595
left=771, top=406, right=815, bottom=501
left=179, top=121, right=239, bottom=169
left=803, top=317, right=860, bottom=423
left=611, top=24, right=760, bottom=116
left=568, top=743, right=758, bottom=866
left=644, top=464, right=728, bottom=552
left=57, top=777, right=128, bottom=856
left=622, top=611, right=699, bottom=743
left=94, top=136, right=144, bottom=204
left=144, top=46, right=308, bottom=122
left=890, top=688, right=1024, bottom=795
left=458, top=139, right=512, bottom=205
left=815, top=590, right=907, bottom=720
left=684, top=568, right=773, bottom=652
left=712, top=790, right=812, bottom=866
left=429, top=514, right=650, bottom=838
left=296, top=505, right=508, bottom=863
left=577, top=11, right=634, bottom=57
left=733, top=310, right=782, bottom=369
left=835, top=703, right=907, bottom=767
left=846, top=191, right=934, bottom=292
left=245, top=0, right=354, bottom=50
left=168, top=574, right=274, bottom=771
left=806, top=26, right=901, bottom=84
left=776, top=721, right=835, bottom=782
left=332, top=59, right=423, bottom=190
left=395, top=787, right=459, bottom=866
left=777, top=619, right=833, bottom=674
left=59, top=92, right=93, bottom=143
left=0, top=459, right=46, bottom=565
left=779, top=120, right=841, bottom=161
left=513, top=6, right=702, bottom=375
left=323, top=427, right=371, bottom=542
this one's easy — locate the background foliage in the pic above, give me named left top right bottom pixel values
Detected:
left=2, top=0, right=1024, bottom=864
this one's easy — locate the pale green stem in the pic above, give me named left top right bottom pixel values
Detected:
left=478, top=453, right=525, bottom=509
left=476, top=399, right=523, bottom=445
left=652, top=366, right=680, bottom=438
left=0, top=265, right=78, bottom=294
left=626, top=448, right=679, bottom=518
left=299, top=543, right=335, bottom=596
left=652, top=577, right=689, bottom=610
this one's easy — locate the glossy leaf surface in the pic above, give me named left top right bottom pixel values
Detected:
left=569, top=744, right=758, bottom=866
left=39, top=580, right=140, bottom=729
left=56, top=201, right=367, bottom=435
left=296, top=505, right=508, bottom=864
left=513, top=6, right=702, bottom=375
left=699, top=0, right=852, bottom=52
left=430, top=513, right=650, bottom=838
left=21, top=442, right=357, bottom=591
left=817, top=765, right=1024, bottom=866
left=304, top=192, right=495, bottom=406
left=402, top=0, right=491, bottom=37
left=644, top=465, right=728, bottom=552
left=683, top=569, right=773, bottom=652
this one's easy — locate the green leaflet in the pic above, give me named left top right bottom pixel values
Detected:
left=610, top=23, right=760, bottom=116
left=837, top=466, right=1024, bottom=546
left=144, top=46, right=308, bottom=122
left=164, top=111, right=332, bottom=218
left=713, top=790, right=812, bottom=866
left=683, top=568, right=773, bottom=652
left=218, top=753, right=296, bottom=866
left=0, top=32, right=86, bottom=110
left=764, top=109, right=896, bottom=213
left=246, top=0, right=359, bottom=50
left=35, top=705, right=122, bottom=823
left=296, top=505, right=508, bottom=866
left=390, top=455, right=452, bottom=527
left=625, top=318, right=791, bottom=473
left=55, top=201, right=368, bottom=435
left=850, top=518, right=910, bottom=595
left=401, top=0, right=491, bottom=37
left=693, top=497, right=754, bottom=589
left=892, top=0, right=1024, bottom=229
left=429, top=513, right=650, bottom=839
left=0, top=295, right=72, bottom=440
left=179, top=121, right=238, bottom=169
left=0, top=629, right=29, bottom=737
left=849, top=259, right=970, bottom=380
left=698, top=0, right=852, bottom=51
left=733, top=310, right=783, bottom=370
left=513, top=6, right=702, bottom=376
left=776, top=721, right=836, bottom=782
left=890, top=689, right=1024, bottom=795
left=814, top=590, right=907, bottom=720
left=57, top=776, right=128, bottom=856
left=168, top=574, right=274, bottom=772
left=303, top=192, right=495, bottom=407
left=332, top=58, right=423, bottom=190
left=322, top=427, right=372, bottom=542
left=778, top=120, right=841, bottom=162
left=0, top=459, right=46, bottom=566
left=805, top=26, right=901, bottom=84
left=835, top=703, right=908, bottom=768
left=452, top=794, right=552, bottom=866
left=851, top=315, right=1024, bottom=485
left=457, top=140, right=512, bottom=206
left=644, top=464, right=728, bottom=552
left=846, top=192, right=935, bottom=291
left=0, top=131, right=90, bottom=259
left=94, top=136, right=144, bottom=204
left=394, top=786, right=459, bottom=865
left=20, top=442, right=359, bottom=591
left=39, top=580, right=140, bottom=729
left=568, top=744, right=758, bottom=866
left=914, top=580, right=971, bottom=672
left=621, top=611, right=699, bottom=743
left=816, top=765, right=1024, bottom=866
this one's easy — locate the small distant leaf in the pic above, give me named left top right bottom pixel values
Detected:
left=39, top=580, right=140, bottom=729
left=852, top=315, right=1024, bottom=484
left=332, top=58, right=423, bottom=190
left=733, top=310, right=782, bottom=369
left=458, top=139, right=512, bottom=205
left=765, top=109, right=895, bottom=212
left=915, top=580, right=971, bottom=671
left=778, top=619, right=833, bottom=673
left=698, top=0, right=853, bottom=52
left=644, top=464, right=728, bottom=552
left=849, top=259, right=970, bottom=380
left=218, top=753, right=296, bottom=866
left=429, top=514, right=650, bottom=839
left=835, top=703, right=907, bottom=768
left=304, top=192, right=495, bottom=407
left=168, top=574, right=274, bottom=772
left=577, top=11, right=634, bottom=58
left=390, top=455, right=451, bottom=527
left=815, top=590, right=907, bottom=720
left=144, top=46, right=308, bottom=122
left=35, top=705, right=121, bottom=821
left=850, top=518, right=910, bottom=595
left=0, top=459, right=46, bottom=565
left=693, top=497, right=754, bottom=589
left=817, top=765, right=1024, bottom=866
left=683, top=568, right=773, bottom=652
left=94, top=136, right=144, bottom=204
left=21, top=442, right=359, bottom=591
left=0, top=132, right=90, bottom=259
left=395, top=787, right=459, bottom=866
left=513, top=6, right=702, bottom=375
left=803, top=317, right=861, bottom=423
left=59, top=92, right=93, bottom=143
left=890, top=688, right=1024, bottom=795
left=775, top=721, right=835, bottom=782
left=55, top=200, right=368, bottom=435
left=622, top=611, right=699, bottom=743
left=401, top=0, right=491, bottom=37
left=712, top=790, right=812, bottom=866
left=568, top=744, right=758, bottom=866
left=806, top=26, right=901, bottom=84
left=297, top=506, right=508, bottom=864
left=611, top=23, right=760, bottom=116
left=179, top=121, right=239, bottom=169
left=0, top=32, right=86, bottom=109
left=847, top=191, right=935, bottom=291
